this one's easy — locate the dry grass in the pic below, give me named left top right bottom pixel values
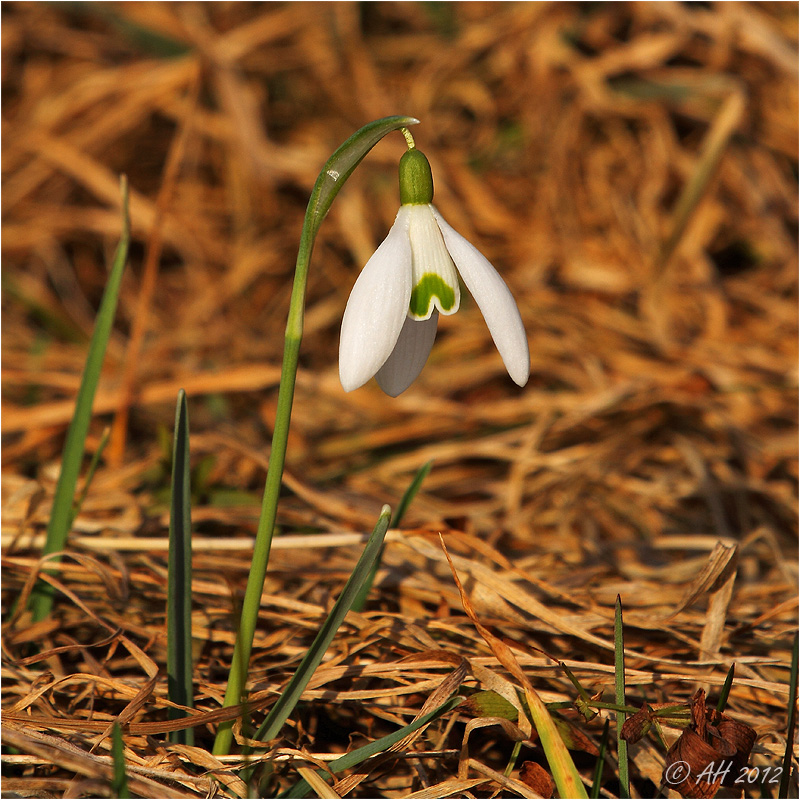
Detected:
left=2, top=2, right=797, bottom=797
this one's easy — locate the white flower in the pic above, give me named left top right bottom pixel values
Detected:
left=339, top=201, right=530, bottom=396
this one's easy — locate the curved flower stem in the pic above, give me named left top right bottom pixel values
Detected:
left=212, top=116, right=419, bottom=756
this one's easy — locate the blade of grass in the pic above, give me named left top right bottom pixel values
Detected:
left=252, top=505, right=393, bottom=745
left=279, top=695, right=463, bottom=799
left=212, top=116, right=419, bottom=757
left=715, top=663, right=735, bottom=713
left=778, top=632, right=798, bottom=799
left=29, top=176, right=131, bottom=621
left=590, top=720, right=610, bottom=799
left=167, top=390, right=194, bottom=745
left=615, top=595, right=629, bottom=799
left=503, top=740, right=522, bottom=778
left=391, top=460, right=433, bottom=528
left=352, top=459, right=433, bottom=612
left=68, top=426, right=110, bottom=528
left=111, top=722, right=130, bottom=799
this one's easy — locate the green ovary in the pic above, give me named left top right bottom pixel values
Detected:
left=409, top=273, right=456, bottom=318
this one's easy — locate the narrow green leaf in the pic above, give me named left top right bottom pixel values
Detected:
left=715, top=663, right=735, bottom=713
left=650, top=717, right=670, bottom=751
left=111, top=722, right=130, bottom=799
left=30, top=176, right=131, bottom=621
left=352, top=459, right=432, bottom=612
left=167, top=390, right=194, bottom=745
left=391, top=460, right=433, bottom=529
left=68, top=426, right=110, bottom=528
left=279, top=695, right=463, bottom=799
left=614, top=595, right=629, bottom=799
left=504, top=740, right=523, bottom=779
left=590, top=720, right=610, bottom=799
left=779, top=632, right=798, bottom=799
left=252, top=505, right=393, bottom=744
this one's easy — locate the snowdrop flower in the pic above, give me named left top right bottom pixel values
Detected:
left=339, top=147, right=530, bottom=396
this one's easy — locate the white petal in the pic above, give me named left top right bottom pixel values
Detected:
left=432, top=207, right=530, bottom=387
left=339, top=207, right=413, bottom=392
left=406, top=205, right=460, bottom=320
left=375, top=312, right=439, bottom=396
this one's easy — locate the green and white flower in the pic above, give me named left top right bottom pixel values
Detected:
left=339, top=147, right=530, bottom=396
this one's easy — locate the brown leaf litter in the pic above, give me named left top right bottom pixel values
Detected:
left=662, top=688, right=757, bottom=798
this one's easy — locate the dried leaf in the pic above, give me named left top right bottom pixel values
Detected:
left=519, top=761, right=555, bottom=798
left=621, top=704, right=655, bottom=744
left=662, top=689, right=757, bottom=798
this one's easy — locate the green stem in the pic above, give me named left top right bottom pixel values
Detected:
left=614, top=595, right=629, bottom=799
left=401, top=127, right=416, bottom=150
left=212, top=116, right=418, bottom=756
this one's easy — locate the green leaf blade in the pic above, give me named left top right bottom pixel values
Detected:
left=30, top=176, right=131, bottom=621
left=615, top=595, right=630, bottom=799
left=353, top=459, right=432, bottom=613
left=111, top=722, right=130, bottom=799
left=253, top=505, right=393, bottom=745
left=279, top=695, right=463, bottom=799
left=167, top=389, right=194, bottom=745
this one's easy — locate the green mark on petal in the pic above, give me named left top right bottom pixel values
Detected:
left=409, top=273, right=455, bottom=318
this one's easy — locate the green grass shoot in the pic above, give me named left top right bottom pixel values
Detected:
left=67, top=426, right=110, bottom=529
left=615, top=595, right=630, bottom=799
left=352, top=459, right=433, bottom=612
left=111, top=722, right=130, bottom=798
left=279, top=695, right=463, bottom=798
left=29, top=176, right=131, bottom=622
left=167, top=389, right=194, bottom=745
left=716, top=663, right=735, bottom=713
left=252, top=504, right=393, bottom=745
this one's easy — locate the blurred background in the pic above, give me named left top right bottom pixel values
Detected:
left=2, top=2, right=797, bottom=793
